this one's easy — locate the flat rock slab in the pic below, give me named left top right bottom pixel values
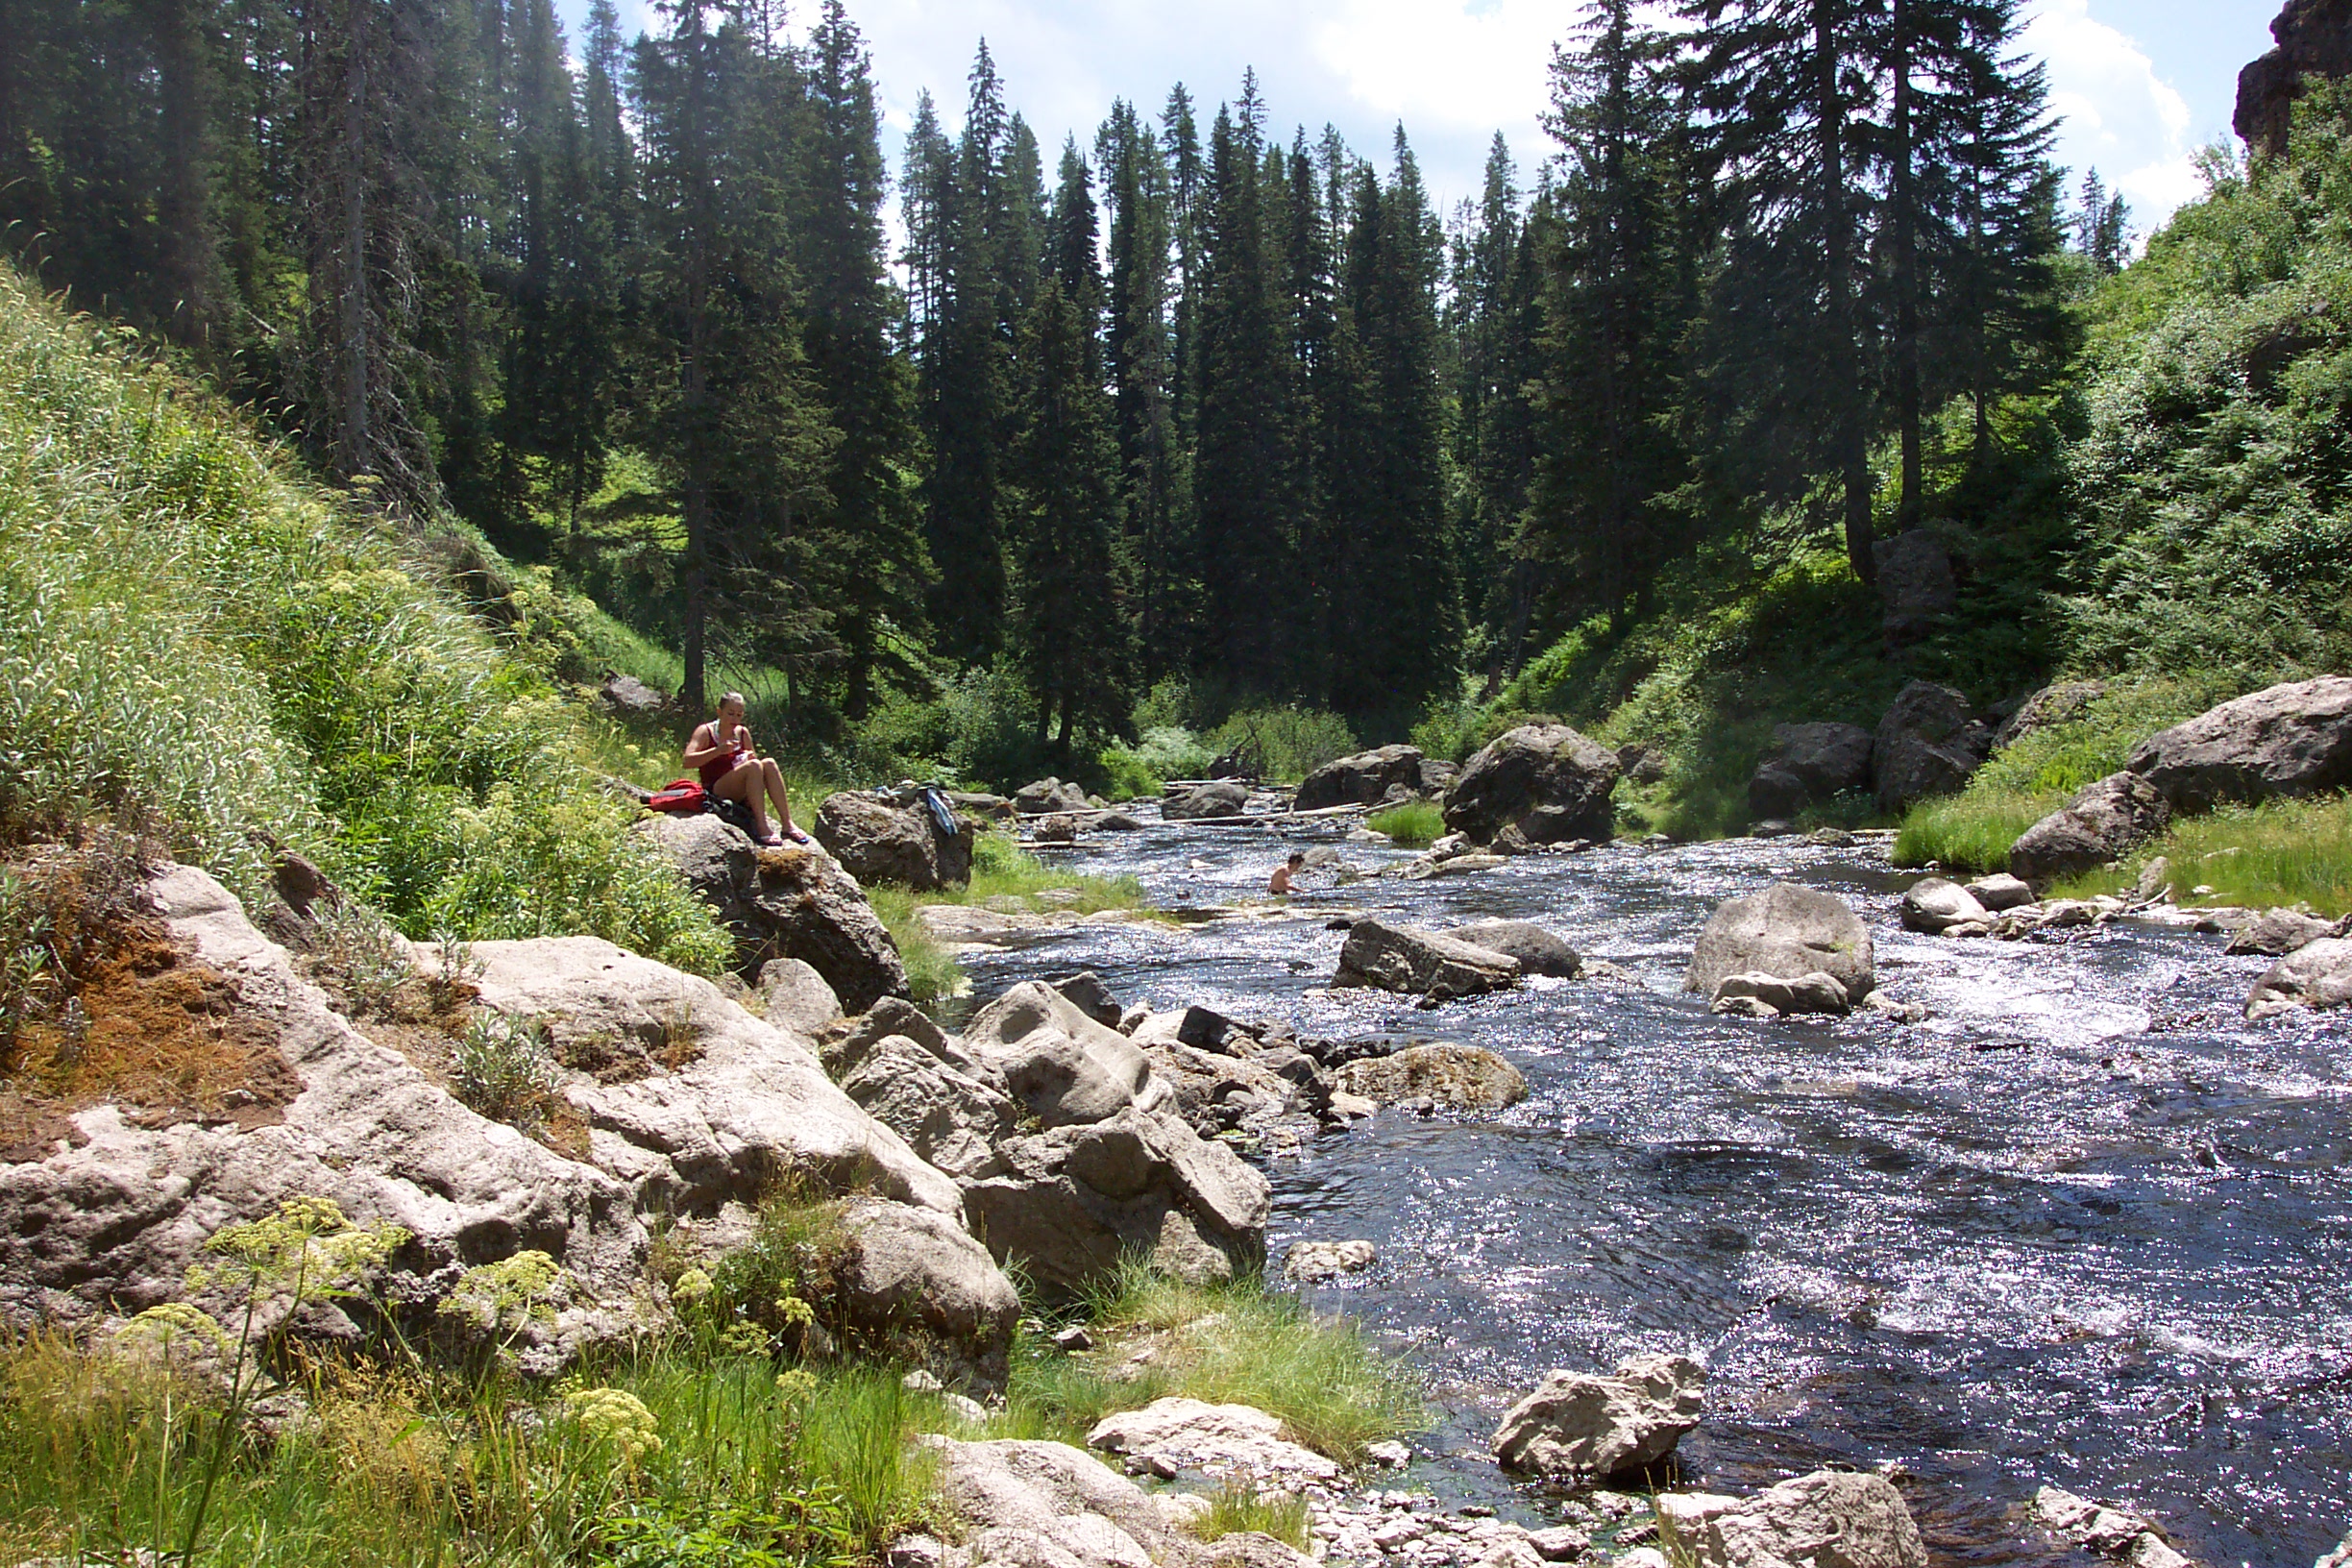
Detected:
left=1088, top=1397, right=1341, bottom=1484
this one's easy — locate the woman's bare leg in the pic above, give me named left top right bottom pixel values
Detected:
left=720, top=761, right=773, bottom=838
left=759, top=759, right=795, bottom=831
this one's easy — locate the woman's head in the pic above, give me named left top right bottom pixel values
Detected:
left=717, top=692, right=747, bottom=722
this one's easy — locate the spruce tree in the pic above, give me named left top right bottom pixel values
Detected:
left=1097, top=99, right=1185, bottom=676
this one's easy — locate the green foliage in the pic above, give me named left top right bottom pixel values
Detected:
left=1365, top=801, right=1444, bottom=847
left=864, top=887, right=969, bottom=1009
left=1188, top=1483, right=1312, bottom=1551
left=2064, top=795, right=2352, bottom=918
left=1096, top=724, right=1217, bottom=801
left=450, top=1015, right=563, bottom=1133
left=1205, top=708, right=1360, bottom=786
left=596, top=1495, right=857, bottom=1568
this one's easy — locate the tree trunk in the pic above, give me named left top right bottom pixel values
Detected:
left=152, top=0, right=214, bottom=348
left=1890, top=0, right=1923, bottom=533
left=339, top=0, right=371, bottom=478
left=1815, top=1, right=1875, bottom=585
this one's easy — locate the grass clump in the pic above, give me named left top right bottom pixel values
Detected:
left=1186, top=1482, right=1312, bottom=1550
left=1365, top=800, right=1444, bottom=847
left=2049, top=795, right=2352, bottom=917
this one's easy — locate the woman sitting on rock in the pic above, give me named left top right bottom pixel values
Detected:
left=684, top=692, right=810, bottom=847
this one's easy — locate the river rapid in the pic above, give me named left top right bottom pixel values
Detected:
left=960, top=812, right=2351, bottom=1568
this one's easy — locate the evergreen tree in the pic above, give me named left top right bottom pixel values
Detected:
left=2072, top=167, right=2130, bottom=273
left=1097, top=99, right=1184, bottom=675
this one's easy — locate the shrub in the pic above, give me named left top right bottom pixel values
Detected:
left=449, top=1014, right=561, bottom=1131
left=1206, top=708, right=1358, bottom=785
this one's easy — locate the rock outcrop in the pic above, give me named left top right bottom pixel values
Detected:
left=1874, top=530, right=1958, bottom=645
left=1654, top=1472, right=1926, bottom=1568
left=1335, top=1044, right=1528, bottom=1111
left=2244, top=937, right=2352, bottom=1020
left=2236, top=0, right=2352, bottom=159
left=2127, top=675, right=2352, bottom=814
left=1491, top=1355, right=1706, bottom=1479
left=1748, top=723, right=1874, bottom=821
left=2006, top=772, right=2169, bottom=887
left=1443, top=723, right=1620, bottom=846
left=1684, top=883, right=1874, bottom=1003
left=1447, top=920, right=1581, bottom=978
left=1874, top=681, right=1988, bottom=814
left=1296, top=746, right=1431, bottom=811
left=1333, top=919, right=1521, bottom=1002
left=639, top=812, right=907, bottom=1008
left=1163, top=781, right=1252, bottom=821
left=1994, top=680, right=2106, bottom=752
left=813, top=791, right=973, bottom=893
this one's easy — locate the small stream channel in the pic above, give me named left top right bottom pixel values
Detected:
left=956, top=810, right=2351, bottom=1568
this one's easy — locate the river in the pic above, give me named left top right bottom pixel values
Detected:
left=955, top=810, right=2350, bottom=1568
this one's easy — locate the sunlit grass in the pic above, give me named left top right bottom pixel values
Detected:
left=1187, top=1482, right=1312, bottom=1550
left=2047, top=794, right=2352, bottom=916
left=1365, top=801, right=1444, bottom=847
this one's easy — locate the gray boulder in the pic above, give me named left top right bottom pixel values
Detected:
left=756, top=957, right=842, bottom=1035
left=1994, top=680, right=2106, bottom=752
left=1900, top=877, right=1993, bottom=936
left=1296, top=745, right=1429, bottom=810
left=963, top=982, right=1174, bottom=1128
left=598, top=673, right=669, bottom=717
left=1014, top=778, right=1091, bottom=816
left=1492, top=1355, right=1706, bottom=1479
left=1443, top=723, right=1621, bottom=846
left=1138, top=1041, right=1302, bottom=1139
left=1447, top=920, right=1582, bottom=978
left=1710, top=971, right=1851, bottom=1016
left=840, top=1036, right=1017, bottom=1182
left=1333, top=919, right=1522, bottom=1001
left=1049, top=971, right=1127, bottom=1027
left=1965, top=872, right=2037, bottom=911
left=1685, top=883, right=1874, bottom=1002
left=2128, top=675, right=2352, bottom=813
left=1874, top=529, right=1958, bottom=645
left=2226, top=907, right=2343, bottom=956
left=839, top=1196, right=1020, bottom=1389
left=639, top=812, right=907, bottom=1009
left=1163, top=781, right=1252, bottom=821
left=2244, top=938, right=2352, bottom=1021
left=1749, top=721, right=1873, bottom=820
left=2006, top=771, right=2169, bottom=887
left=1655, top=1472, right=1926, bottom=1568
left=1874, top=680, right=1987, bottom=814
left=922, top=1434, right=1211, bottom=1568
left=812, top=791, right=973, bottom=893
left=962, top=1107, right=1270, bottom=1300
left=1335, top=1044, right=1529, bottom=1111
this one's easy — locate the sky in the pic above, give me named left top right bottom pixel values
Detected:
left=563, top=0, right=2281, bottom=243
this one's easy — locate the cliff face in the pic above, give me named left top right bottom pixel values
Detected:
left=2237, top=0, right=2352, bottom=157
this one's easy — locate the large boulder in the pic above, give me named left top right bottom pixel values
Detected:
left=1654, top=1471, right=1926, bottom=1568
left=1333, top=919, right=1521, bottom=1001
left=812, top=791, right=973, bottom=893
left=1163, top=781, right=1252, bottom=821
left=1443, top=723, right=1621, bottom=846
left=1685, top=883, right=1874, bottom=1002
left=840, top=1035, right=1018, bottom=1182
left=1491, top=1355, right=1706, bottom=1479
left=1014, top=778, right=1091, bottom=816
left=963, top=982, right=1175, bottom=1128
left=2006, top=771, right=2169, bottom=887
left=1296, top=745, right=1429, bottom=811
left=2244, top=938, right=2352, bottom=1020
left=837, top=1196, right=1020, bottom=1388
left=0, top=865, right=649, bottom=1354
left=2127, top=675, right=2352, bottom=814
left=1874, top=530, right=1958, bottom=645
left=1447, top=920, right=1581, bottom=978
left=1335, top=1044, right=1528, bottom=1111
left=1748, top=723, right=1874, bottom=820
left=1874, top=681, right=1988, bottom=814
left=962, top=1106, right=1270, bottom=1301
left=639, top=813, right=907, bottom=1010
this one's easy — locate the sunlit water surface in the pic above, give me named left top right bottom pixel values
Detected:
left=958, top=814, right=2351, bottom=1568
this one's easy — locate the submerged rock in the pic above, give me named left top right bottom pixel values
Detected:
left=1655, top=1472, right=1926, bottom=1568
left=1334, top=919, right=1521, bottom=1001
left=1684, top=883, right=1874, bottom=1003
left=1491, top=1354, right=1705, bottom=1479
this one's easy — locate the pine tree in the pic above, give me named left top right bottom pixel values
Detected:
left=2072, top=167, right=2130, bottom=273
left=1097, top=99, right=1184, bottom=677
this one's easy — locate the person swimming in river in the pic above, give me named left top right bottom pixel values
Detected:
left=1267, top=850, right=1307, bottom=895
left=684, top=692, right=809, bottom=847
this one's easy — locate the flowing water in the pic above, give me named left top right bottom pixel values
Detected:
left=962, top=812, right=2352, bottom=1568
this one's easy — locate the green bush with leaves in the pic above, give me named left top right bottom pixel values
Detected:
left=1206, top=707, right=1359, bottom=785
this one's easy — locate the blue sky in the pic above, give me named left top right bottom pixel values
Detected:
left=564, top=0, right=2278, bottom=241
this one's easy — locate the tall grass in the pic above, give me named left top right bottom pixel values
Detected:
left=2047, top=795, right=2352, bottom=916
left=1365, top=801, right=1444, bottom=847
left=0, top=271, right=728, bottom=971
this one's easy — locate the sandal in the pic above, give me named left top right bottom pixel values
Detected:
left=755, top=831, right=788, bottom=848
left=784, top=826, right=813, bottom=845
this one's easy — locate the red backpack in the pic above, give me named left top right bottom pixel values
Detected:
left=647, top=778, right=707, bottom=814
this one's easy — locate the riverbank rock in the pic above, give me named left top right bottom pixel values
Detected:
left=1994, top=680, right=2106, bottom=752
left=1748, top=723, right=1874, bottom=821
left=1334, top=920, right=1522, bottom=1002
left=1015, top=778, right=1091, bottom=816
left=1285, top=1239, right=1377, bottom=1281
left=1335, top=1044, right=1528, bottom=1111
left=921, top=1433, right=1210, bottom=1568
left=838, top=1197, right=1022, bottom=1388
left=839, top=1033, right=1018, bottom=1182
left=639, top=812, right=907, bottom=1008
left=963, top=982, right=1175, bottom=1129
left=1444, top=723, right=1621, bottom=846
left=2316, top=1533, right=2352, bottom=1568
left=813, top=791, right=973, bottom=893
left=1655, top=1472, right=1926, bottom=1568
left=1297, top=746, right=1431, bottom=810
left=1164, top=781, right=1253, bottom=821
left=2226, top=907, right=2344, bottom=956
left=961, top=1106, right=1270, bottom=1300
left=1685, top=884, right=1874, bottom=1003
left=1139, top=1040, right=1310, bottom=1139
left=1966, top=872, right=2037, bottom=911
left=1447, top=920, right=1581, bottom=978
left=1491, top=1355, right=1705, bottom=1479
left=1900, top=877, right=1993, bottom=937
left=1089, top=1397, right=1342, bottom=1485
left=758, top=958, right=842, bottom=1034
left=2128, top=675, right=2352, bottom=813
left=2029, top=1486, right=2193, bottom=1568
left=1709, top=971, right=1851, bottom=1017
left=1874, top=681, right=1989, bottom=814
left=2244, top=938, right=2352, bottom=1020
left=2006, top=772, right=2170, bottom=887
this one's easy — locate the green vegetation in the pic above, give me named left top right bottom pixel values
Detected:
left=0, top=275, right=730, bottom=973
left=1366, top=801, right=1445, bottom=847
left=866, top=833, right=1153, bottom=1009
left=1186, top=1484, right=1313, bottom=1551
left=2048, top=796, right=2352, bottom=918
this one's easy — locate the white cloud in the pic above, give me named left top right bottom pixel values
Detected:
left=2021, top=0, right=2199, bottom=230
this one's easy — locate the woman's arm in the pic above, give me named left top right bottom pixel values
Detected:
left=682, top=723, right=723, bottom=767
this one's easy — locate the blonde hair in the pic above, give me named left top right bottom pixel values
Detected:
left=718, top=691, right=747, bottom=712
